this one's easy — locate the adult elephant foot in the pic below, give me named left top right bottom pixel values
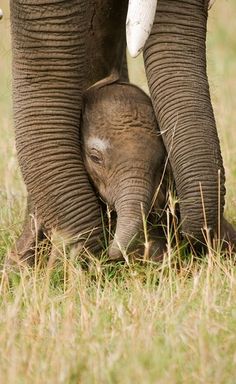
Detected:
left=8, top=198, right=104, bottom=268
left=7, top=198, right=47, bottom=267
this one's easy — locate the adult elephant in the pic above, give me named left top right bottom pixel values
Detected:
left=9, top=0, right=228, bottom=263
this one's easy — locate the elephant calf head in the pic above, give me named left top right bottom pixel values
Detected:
left=81, top=81, right=167, bottom=260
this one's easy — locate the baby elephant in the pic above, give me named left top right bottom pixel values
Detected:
left=81, top=81, right=167, bottom=260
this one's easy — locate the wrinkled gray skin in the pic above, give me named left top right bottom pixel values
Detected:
left=81, top=82, right=167, bottom=260
left=9, top=0, right=235, bottom=264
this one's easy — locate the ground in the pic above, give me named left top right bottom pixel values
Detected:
left=0, top=1, right=236, bottom=383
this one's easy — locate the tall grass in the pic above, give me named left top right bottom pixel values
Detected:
left=1, top=1, right=236, bottom=383
left=0, top=252, right=235, bottom=384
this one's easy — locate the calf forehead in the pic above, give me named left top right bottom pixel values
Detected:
left=85, top=85, right=157, bottom=131
left=86, top=102, right=158, bottom=137
left=84, top=104, right=160, bottom=152
left=87, top=136, right=110, bottom=151
left=83, top=84, right=161, bottom=150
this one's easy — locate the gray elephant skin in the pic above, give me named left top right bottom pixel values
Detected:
left=9, top=0, right=233, bottom=263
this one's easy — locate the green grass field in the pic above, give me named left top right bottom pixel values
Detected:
left=1, top=1, right=236, bottom=383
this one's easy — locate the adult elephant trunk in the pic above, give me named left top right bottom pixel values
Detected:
left=109, top=177, right=152, bottom=260
left=144, top=0, right=225, bottom=243
left=10, top=0, right=128, bottom=257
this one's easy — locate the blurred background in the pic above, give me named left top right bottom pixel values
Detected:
left=0, top=0, right=236, bottom=243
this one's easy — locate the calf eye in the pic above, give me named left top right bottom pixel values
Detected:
left=89, top=150, right=103, bottom=165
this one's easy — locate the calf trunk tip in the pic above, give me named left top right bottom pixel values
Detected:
left=108, top=240, right=126, bottom=262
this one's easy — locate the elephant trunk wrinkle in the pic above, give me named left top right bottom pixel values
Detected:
left=109, top=177, right=154, bottom=260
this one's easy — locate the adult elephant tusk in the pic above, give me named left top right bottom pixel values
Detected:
left=126, top=0, right=158, bottom=58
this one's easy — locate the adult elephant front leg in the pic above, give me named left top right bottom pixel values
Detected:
left=144, top=0, right=225, bottom=245
left=10, top=0, right=128, bottom=263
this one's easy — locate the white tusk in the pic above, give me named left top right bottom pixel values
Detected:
left=0, top=9, right=3, bottom=20
left=126, top=0, right=158, bottom=58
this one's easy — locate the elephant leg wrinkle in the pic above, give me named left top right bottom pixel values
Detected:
left=9, top=0, right=129, bottom=263
left=144, top=0, right=226, bottom=245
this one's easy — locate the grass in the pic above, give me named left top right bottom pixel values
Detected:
left=1, top=253, right=236, bottom=384
left=1, top=1, right=236, bottom=383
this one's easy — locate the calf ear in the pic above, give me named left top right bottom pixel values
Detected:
left=85, top=70, right=120, bottom=94
left=82, top=70, right=121, bottom=114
